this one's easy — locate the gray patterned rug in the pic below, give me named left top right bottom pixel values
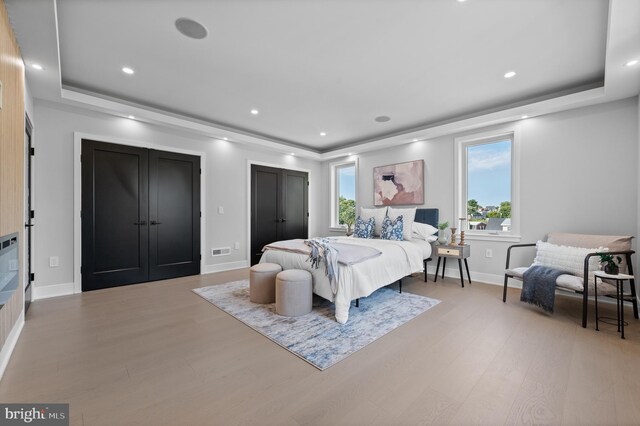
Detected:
left=193, top=280, right=440, bottom=370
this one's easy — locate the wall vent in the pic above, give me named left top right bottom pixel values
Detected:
left=211, top=247, right=231, bottom=256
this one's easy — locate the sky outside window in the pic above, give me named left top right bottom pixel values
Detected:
left=467, top=140, right=511, bottom=207
left=338, top=165, right=355, bottom=200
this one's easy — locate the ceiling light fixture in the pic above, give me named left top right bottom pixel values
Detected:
left=290, top=152, right=295, bottom=156
left=223, top=137, right=228, bottom=141
left=521, top=115, right=529, bottom=119
left=374, top=116, right=391, bottom=122
left=31, top=63, right=44, bottom=70
left=320, top=132, right=327, bottom=136
left=413, top=138, right=419, bottom=142
left=625, top=59, right=638, bottom=67
left=504, top=71, right=516, bottom=78
left=122, top=67, right=135, bottom=75
left=128, top=115, right=135, bottom=119
left=175, top=18, right=208, bottom=40
left=251, top=109, right=259, bottom=115
left=347, top=153, right=354, bottom=156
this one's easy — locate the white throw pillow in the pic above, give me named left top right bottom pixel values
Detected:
left=387, top=207, right=416, bottom=241
left=412, top=222, right=438, bottom=240
left=360, top=207, right=387, bottom=237
left=532, top=241, right=607, bottom=286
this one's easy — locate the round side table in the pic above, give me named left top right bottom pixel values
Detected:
left=594, top=271, right=634, bottom=339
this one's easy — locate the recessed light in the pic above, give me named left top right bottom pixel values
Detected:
left=504, top=71, right=516, bottom=78
left=251, top=109, right=259, bottom=115
left=31, top=64, right=44, bottom=70
left=223, top=137, right=228, bottom=141
left=128, top=115, right=135, bottom=120
left=413, top=138, right=419, bottom=142
left=290, top=152, right=295, bottom=156
left=347, top=152, right=354, bottom=156
left=374, top=116, right=391, bottom=122
left=624, top=59, right=638, bottom=67
left=175, top=18, right=208, bottom=40
left=122, top=67, right=135, bottom=75
left=320, top=132, right=327, bottom=136
left=521, top=115, right=528, bottom=119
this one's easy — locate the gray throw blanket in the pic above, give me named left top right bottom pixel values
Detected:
left=304, top=238, right=339, bottom=293
left=520, top=265, right=567, bottom=313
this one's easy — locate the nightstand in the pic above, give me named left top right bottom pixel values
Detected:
left=434, top=244, right=471, bottom=287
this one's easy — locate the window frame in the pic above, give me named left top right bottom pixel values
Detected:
left=454, top=126, right=521, bottom=242
left=330, top=158, right=358, bottom=231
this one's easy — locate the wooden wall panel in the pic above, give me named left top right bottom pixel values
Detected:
left=0, top=0, right=25, bottom=347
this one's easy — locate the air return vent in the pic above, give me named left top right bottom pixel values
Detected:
left=211, top=247, right=231, bottom=257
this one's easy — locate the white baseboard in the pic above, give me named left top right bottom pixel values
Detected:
left=426, top=264, right=505, bottom=286
left=202, top=260, right=249, bottom=275
left=0, top=311, right=24, bottom=381
left=32, top=282, right=75, bottom=300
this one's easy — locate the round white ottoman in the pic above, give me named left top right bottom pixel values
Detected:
left=250, top=263, right=282, bottom=304
left=275, top=269, right=313, bottom=317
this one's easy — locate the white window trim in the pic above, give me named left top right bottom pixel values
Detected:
left=454, top=125, right=521, bottom=242
left=329, top=158, right=358, bottom=231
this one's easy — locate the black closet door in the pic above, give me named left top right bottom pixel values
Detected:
left=148, top=150, right=201, bottom=281
left=82, top=140, right=200, bottom=291
left=251, top=165, right=282, bottom=266
left=82, top=140, right=149, bottom=291
left=282, top=170, right=308, bottom=241
left=250, top=165, right=308, bottom=265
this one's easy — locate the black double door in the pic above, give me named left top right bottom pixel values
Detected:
left=251, top=165, right=308, bottom=265
left=81, top=140, right=200, bottom=291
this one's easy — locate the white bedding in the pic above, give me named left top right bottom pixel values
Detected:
left=409, top=238, right=433, bottom=259
left=260, top=236, right=423, bottom=324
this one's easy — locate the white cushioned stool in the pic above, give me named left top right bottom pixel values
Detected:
left=250, top=263, right=282, bottom=304
left=275, top=269, right=313, bottom=317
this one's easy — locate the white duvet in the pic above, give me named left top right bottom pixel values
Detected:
left=260, top=236, right=424, bottom=324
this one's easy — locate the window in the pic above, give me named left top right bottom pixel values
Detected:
left=330, top=160, right=357, bottom=230
left=455, top=127, right=520, bottom=241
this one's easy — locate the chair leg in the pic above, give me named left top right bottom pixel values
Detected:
left=503, top=275, right=509, bottom=302
left=582, top=287, right=588, bottom=328
left=625, top=253, right=638, bottom=319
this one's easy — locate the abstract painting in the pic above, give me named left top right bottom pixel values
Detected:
left=373, top=159, right=424, bottom=206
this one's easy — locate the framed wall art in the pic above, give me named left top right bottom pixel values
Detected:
left=373, top=159, right=424, bottom=206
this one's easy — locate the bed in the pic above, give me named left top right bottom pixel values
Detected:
left=260, top=208, right=439, bottom=323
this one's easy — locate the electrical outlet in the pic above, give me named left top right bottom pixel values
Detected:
left=49, top=256, right=59, bottom=267
left=234, top=242, right=240, bottom=250
left=485, top=249, right=493, bottom=258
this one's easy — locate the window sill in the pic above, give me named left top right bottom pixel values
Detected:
left=463, top=233, right=522, bottom=243
left=329, top=227, right=348, bottom=233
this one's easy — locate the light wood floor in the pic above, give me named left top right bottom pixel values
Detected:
left=1, top=270, right=639, bottom=426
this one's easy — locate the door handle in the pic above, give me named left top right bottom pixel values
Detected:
left=150, top=220, right=162, bottom=225
left=133, top=220, right=147, bottom=226
left=281, top=218, right=287, bottom=223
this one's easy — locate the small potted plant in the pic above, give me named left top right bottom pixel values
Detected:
left=437, top=221, right=449, bottom=244
left=599, top=253, right=622, bottom=275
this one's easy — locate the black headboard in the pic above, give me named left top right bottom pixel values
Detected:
left=414, top=208, right=439, bottom=228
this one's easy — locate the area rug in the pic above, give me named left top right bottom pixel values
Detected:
left=193, top=280, right=440, bottom=370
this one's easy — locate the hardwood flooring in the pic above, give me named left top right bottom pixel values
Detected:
left=1, top=270, right=639, bottom=425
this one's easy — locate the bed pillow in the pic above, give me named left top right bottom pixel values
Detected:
left=533, top=241, right=608, bottom=286
left=412, top=222, right=438, bottom=240
left=387, top=207, right=416, bottom=241
left=360, top=207, right=387, bottom=237
left=353, top=216, right=375, bottom=239
left=380, top=215, right=404, bottom=240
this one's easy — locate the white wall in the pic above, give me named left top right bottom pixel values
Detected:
left=325, top=98, right=639, bottom=283
left=32, top=100, right=325, bottom=293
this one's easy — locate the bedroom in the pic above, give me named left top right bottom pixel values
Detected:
left=0, top=0, right=639, bottom=424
